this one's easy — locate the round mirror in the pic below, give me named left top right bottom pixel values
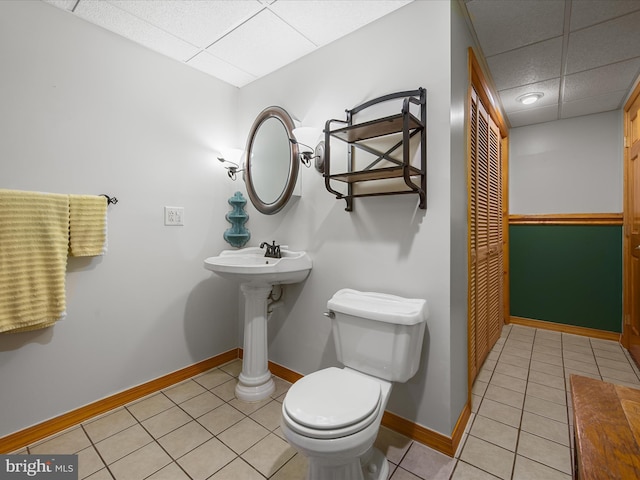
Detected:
left=245, top=106, right=299, bottom=215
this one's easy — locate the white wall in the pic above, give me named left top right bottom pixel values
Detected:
left=237, top=0, right=469, bottom=436
left=509, top=110, right=623, bottom=214
left=449, top=0, right=474, bottom=430
left=0, top=1, right=240, bottom=437
left=0, top=0, right=474, bottom=440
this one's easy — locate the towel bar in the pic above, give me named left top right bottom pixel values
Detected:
left=101, top=194, right=118, bottom=205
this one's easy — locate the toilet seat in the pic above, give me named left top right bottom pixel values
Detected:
left=283, top=367, right=382, bottom=439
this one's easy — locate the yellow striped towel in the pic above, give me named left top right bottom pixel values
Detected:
left=0, top=189, right=70, bottom=333
left=69, top=194, right=107, bottom=257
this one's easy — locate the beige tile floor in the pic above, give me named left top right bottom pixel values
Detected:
left=15, top=324, right=640, bottom=479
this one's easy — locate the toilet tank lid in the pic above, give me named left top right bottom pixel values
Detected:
left=327, top=289, right=428, bottom=325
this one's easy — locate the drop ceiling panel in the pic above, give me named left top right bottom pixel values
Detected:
left=109, top=0, right=262, bottom=47
left=206, top=9, right=315, bottom=78
left=465, top=0, right=564, bottom=56
left=487, top=37, right=563, bottom=91
left=507, top=104, right=559, bottom=129
left=269, top=0, right=411, bottom=47
left=564, top=59, right=640, bottom=102
left=569, top=0, right=640, bottom=31
left=74, top=0, right=198, bottom=62
left=41, top=0, right=409, bottom=89
left=462, top=0, right=640, bottom=127
left=36, top=0, right=640, bottom=127
left=561, top=91, right=627, bottom=119
left=566, top=10, right=640, bottom=74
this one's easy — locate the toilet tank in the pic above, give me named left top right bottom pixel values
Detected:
left=327, top=289, right=428, bottom=382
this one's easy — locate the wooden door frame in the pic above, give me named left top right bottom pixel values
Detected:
left=466, top=47, right=510, bottom=399
left=622, top=80, right=640, bottom=353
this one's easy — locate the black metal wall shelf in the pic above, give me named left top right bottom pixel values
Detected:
left=323, top=88, right=427, bottom=211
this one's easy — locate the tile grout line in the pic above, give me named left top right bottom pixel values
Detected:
left=79, top=423, right=118, bottom=480
left=508, top=326, right=533, bottom=480
left=560, top=331, right=575, bottom=480
left=469, top=326, right=575, bottom=480
left=78, top=364, right=267, bottom=479
left=124, top=392, right=198, bottom=480
left=151, top=369, right=276, bottom=478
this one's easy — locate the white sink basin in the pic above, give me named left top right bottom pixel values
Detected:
left=204, top=246, right=312, bottom=402
left=204, top=247, right=312, bottom=286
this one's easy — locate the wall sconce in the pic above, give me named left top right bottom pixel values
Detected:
left=291, top=127, right=326, bottom=173
left=217, top=148, right=244, bottom=180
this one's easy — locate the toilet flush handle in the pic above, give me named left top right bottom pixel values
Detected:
left=323, top=311, right=335, bottom=319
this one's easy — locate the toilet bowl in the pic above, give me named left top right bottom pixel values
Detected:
left=281, top=289, right=428, bottom=480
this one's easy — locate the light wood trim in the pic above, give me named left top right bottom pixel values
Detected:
left=468, top=47, right=508, bottom=138
left=449, top=401, right=472, bottom=457
left=239, top=347, right=304, bottom=384
left=268, top=361, right=303, bottom=384
left=0, top=351, right=465, bottom=458
left=509, top=316, right=621, bottom=342
left=622, top=79, right=640, bottom=350
left=509, top=213, right=623, bottom=225
left=0, top=349, right=239, bottom=454
left=382, top=402, right=471, bottom=458
left=502, top=136, right=510, bottom=337
left=467, top=47, right=509, bottom=395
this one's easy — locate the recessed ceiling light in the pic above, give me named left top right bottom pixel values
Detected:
left=516, top=92, right=544, bottom=105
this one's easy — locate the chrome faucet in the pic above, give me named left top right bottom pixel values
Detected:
left=260, top=240, right=281, bottom=258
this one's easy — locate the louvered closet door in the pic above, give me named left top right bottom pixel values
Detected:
left=487, top=111, right=503, bottom=349
left=469, top=87, right=504, bottom=382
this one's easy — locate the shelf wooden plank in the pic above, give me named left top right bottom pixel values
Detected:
left=330, top=113, right=422, bottom=142
left=328, top=165, right=422, bottom=183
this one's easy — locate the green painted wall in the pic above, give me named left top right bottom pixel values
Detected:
left=509, top=224, right=623, bottom=333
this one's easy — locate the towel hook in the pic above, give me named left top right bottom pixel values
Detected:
left=101, top=194, right=118, bottom=205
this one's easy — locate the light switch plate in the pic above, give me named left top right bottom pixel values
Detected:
left=164, top=206, right=184, bottom=226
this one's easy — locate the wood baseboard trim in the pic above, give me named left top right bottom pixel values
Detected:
left=238, top=348, right=304, bottom=385
left=509, top=316, right=621, bottom=342
left=450, top=402, right=472, bottom=456
left=0, top=348, right=240, bottom=454
left=268, top=361, right=303, bottom=384
left=1, top=350, right=465, bottom=459
left=382, top=401, right=470, bottom=457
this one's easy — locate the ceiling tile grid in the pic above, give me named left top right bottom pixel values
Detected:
left=73, top=0, right=200, bottom=62
left=563, top=58, right=640, bottom=103
left=37, top=0, right=640, bottom=127
left=42, top=0, right=411, bottom=88
left=569, top=0, right=640, bottom=30
left=204, top=8, right=316, bottom=78
left=566, top=10, right=640, bottom=74
left=486, top=37, right=563, bottom=91
left=109, top=0, right=262, bottom=47
left=465, top=0, right=565, bottom=56
left=464, top=0, right=640, bottom=127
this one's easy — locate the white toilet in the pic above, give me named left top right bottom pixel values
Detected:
left=281, top=288, right=428, bottom=480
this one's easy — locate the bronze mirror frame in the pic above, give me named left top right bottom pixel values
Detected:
left=244, top=106, right=299, bottom=215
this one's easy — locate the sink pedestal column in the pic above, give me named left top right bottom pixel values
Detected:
left=236, top=284, right=275, bottom=402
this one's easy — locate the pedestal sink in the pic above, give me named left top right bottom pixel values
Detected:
left=204, top=247, right=312, bottom=402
